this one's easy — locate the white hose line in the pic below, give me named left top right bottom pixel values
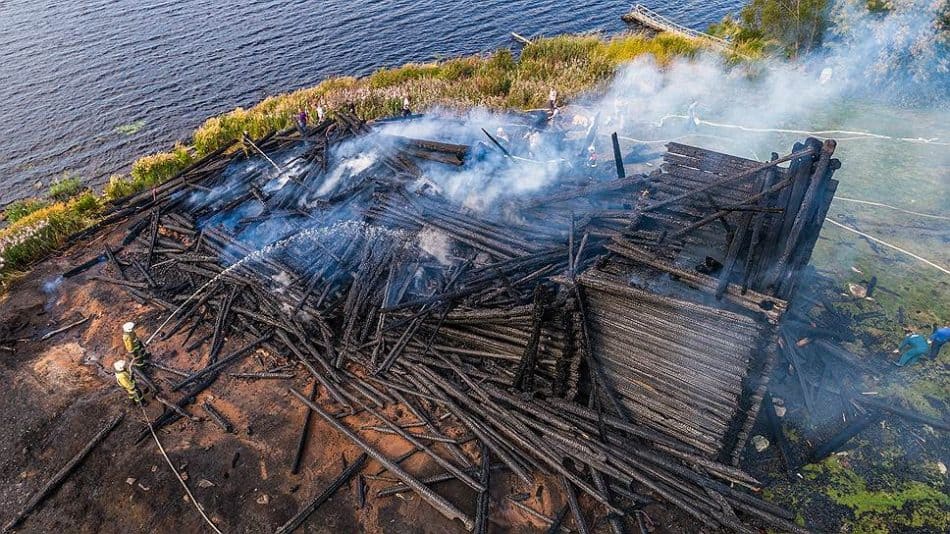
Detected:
left=693, top=117, right=950, bottom=146
left=245, top=137, right=283, bottom=173
left=139, top=403, right=225, bottom=534
left=833, top=197, right=950, bottom=221
left=825, top=218, right=950, bottom=276
left=618, top=133, right=734, bottom=145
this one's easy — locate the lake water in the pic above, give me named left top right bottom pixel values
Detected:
left=0, top=0, right=743, bottom=204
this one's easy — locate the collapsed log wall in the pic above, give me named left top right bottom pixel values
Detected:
left=590, top=138, right=838, bottom=460
left=621, top=139, right=839, bottom=299
left=56, top=114, right=840, bottom=533
left=579, top=270, right=766, bottom=457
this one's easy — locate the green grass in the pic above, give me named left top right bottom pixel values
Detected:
left=802, top=456, right=949, bottom=534
left=47, top=175, right=85, bottom=202
left=183, top=33, right=707, bottom=157
left=0, top=193, right=100, bottom=287
left=104, top=144, right=194, bottom=202
left=3, top=198, right=50, bottom=224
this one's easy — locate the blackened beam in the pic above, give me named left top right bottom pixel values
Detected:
left=172, top=333, right=271, bottom=391
left=292, top=381, right=319, bottom=475
left=666, top=172, right=798, bottom=240
left=377, top=134, right=469, bottom=156
left=274, top=453, right=368, bottom=534
left=288, top=388, right=476, bottom=531
left=715, top=168, right=768, bottom=299
left=764, top=139, right=837, bottom=288
left=481, top=128, right=512, bottom=158
left=644, top=145, right=815, bottom=213
left=3, top=414, right=124, bottom=532
left=202, top=402, right=234, bottom=433
left=376, top=463, right=507, bottom=498
left=525, top=174, right=648, bottom=207
left=611, top=132, right=625, bottom=179
left=855, top=397, right=950, bottom=432
left=807, top=411, right=881, bottom=464
left=474, top=443, right=491, bottom=534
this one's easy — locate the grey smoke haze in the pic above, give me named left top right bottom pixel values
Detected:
left=192, top=0, right=948, bottom=277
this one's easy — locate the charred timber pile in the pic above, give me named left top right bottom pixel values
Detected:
left=62, top=110, right=842, bottom=533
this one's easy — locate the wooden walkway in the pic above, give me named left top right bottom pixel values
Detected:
left=622, top=4, right=731, bottom=49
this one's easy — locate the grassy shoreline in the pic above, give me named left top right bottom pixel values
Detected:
left=0, top=32, right=702, bottom=289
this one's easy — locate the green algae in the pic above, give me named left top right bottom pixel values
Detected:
left=114, top=119, right=146, bottom=135
left=806, top=456, right=949, bottom=533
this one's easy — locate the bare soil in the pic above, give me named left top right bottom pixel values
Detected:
left=0, top=228, right=685, bottom=534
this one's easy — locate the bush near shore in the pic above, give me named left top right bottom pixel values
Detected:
left=0, top=32, right=701, bottom=290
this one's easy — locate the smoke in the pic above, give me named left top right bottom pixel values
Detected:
left=316, top=151, right=377, bottom=197
left=417, top=226, right=454, bottom=265
left=825, top=0, right=949, bottom=101
left=180, top=0, right=947, bottom=308
left=42, top=275, right=63, bottom=311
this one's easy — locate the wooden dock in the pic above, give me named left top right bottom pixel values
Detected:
left=622, top=4, right=731, bottom=49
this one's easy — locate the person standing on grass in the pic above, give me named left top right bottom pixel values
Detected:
left=402, top=95, right=411, bottom=117
left=548, top=88, right=558, bottom=112
left=587, top=145, right=598, bottom=168
left=295, top=109, right=309, bottom=137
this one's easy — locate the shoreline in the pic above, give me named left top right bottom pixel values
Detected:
left=0, top=31, right=703, bottom=290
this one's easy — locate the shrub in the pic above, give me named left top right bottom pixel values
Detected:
left=47, top=175, right=85, bottom=201
left=103, top=174, right=136, bottom=202
left=0, top=194, right=101, bottom=280
left=130, top=144, right=194, bottom=189
left=71, top=191, right=101, bottom=215
left=521, top=34, right=602, bottom=64
left=368, top=63, right=443, bottom=88
left=437, top=57, right=480, bottom=81
left=3, top=198, right=50, bottom=224
left=735, top=0, right=828, bottom=57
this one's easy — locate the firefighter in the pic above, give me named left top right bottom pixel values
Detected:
left=122, top=322, right=149, bottom=368
left=897, top=333, right=929, bottom=366
left=547, top=88, right=558, bottom=111
left=587, top=145, right=598, bottom=168
left=402, top=95, right=411, bottom=117
left=114, top=360, right=143, bottom=403
left=930, top=326, right=950, bottom=359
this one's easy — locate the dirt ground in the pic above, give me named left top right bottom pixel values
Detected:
left=0, top=228, right=700, bottom=534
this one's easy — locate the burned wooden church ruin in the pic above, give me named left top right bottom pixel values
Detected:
left=63, top=110, right=840, bottom=533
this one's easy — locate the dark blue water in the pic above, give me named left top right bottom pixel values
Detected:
left=0, top=0, right=742, bottom=204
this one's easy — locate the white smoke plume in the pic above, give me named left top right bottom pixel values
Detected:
left=191, top=0, right=947, bottom=290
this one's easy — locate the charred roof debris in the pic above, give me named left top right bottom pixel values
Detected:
left=42, top=106, right=890, bottom=533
